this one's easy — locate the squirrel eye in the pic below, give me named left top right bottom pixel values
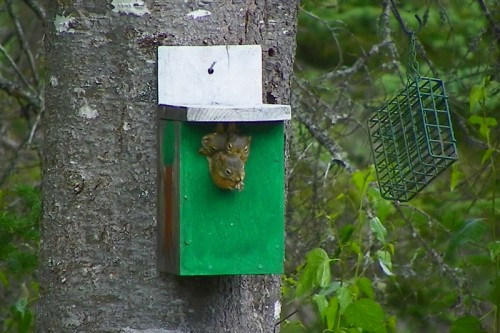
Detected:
left=244, top=146, right=248, bottom=152
left=225, top=168, right=232, bottom=175
left=227, top=143, right=233, bottom=150
left=210, top=146, right=217, bottom=151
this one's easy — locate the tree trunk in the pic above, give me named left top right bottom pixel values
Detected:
left=39, top=1, right=298, bottom=332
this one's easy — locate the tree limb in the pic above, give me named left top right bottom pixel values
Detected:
left=22, top=0, right=47, bottom=22
left=6, top=0, right=40, bottom=87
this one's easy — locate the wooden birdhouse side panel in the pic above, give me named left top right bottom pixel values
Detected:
left=157, top=120, right=180, bottom=275
left=177, top=122, right=285, bottom=275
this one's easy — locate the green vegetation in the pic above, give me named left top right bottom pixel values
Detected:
left=282, top=0, right=499, bottom=332
left=0, top=186, right=40, bottom=333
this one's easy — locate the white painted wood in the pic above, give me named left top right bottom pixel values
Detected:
left=158, top=104, right=291, bottom=122
left=158, top=45, right=262, bottom=105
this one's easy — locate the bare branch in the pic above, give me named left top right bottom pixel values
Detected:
left=22, top=0, right=47, bottom=22
left=320, top=38, right=395, bottom=83
left=0, top=44, right=35, bottom=92
left=294, top=109, right=354, bottom=172
left=394, top=203, right=482, bottom=315
left=6, top=0, right=40, bottom=87
left=0, top=74, right=42, bottom=110
left=27, top=107, right=44, bottom=147
left=300, top=7, right=344, bottom=67
left=476, top=0, right=500, bottom=47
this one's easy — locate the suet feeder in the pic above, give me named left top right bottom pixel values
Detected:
left=157, top=45, right=290, bottom=275
left=368, top=32, right=458, bottom=202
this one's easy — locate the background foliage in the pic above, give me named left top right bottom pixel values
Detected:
left=282, top=0, right=499, bottom=332
left=0, top=0, right=499, bottom=332
left=0, top=0, right=43, bottom=331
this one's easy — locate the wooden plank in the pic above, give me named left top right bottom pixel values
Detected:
left=158, top=104, right=291, bottom=122
left=158, top=45, right=263, bottom=106
left=157, top=121, right=181, bottom=275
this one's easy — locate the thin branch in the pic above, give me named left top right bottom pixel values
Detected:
left=22, top=0, right=47, bottom=22
left=476, top=0, right=500, bottom=47
left=27, top=106, right=43, bottom=147
left=319, top=39, right=393, bottom=82
left=294, top=109, right=354, bottom=172
left=300, top=7, right=344, bottom=67
left=0, top=107, right=43, bottom=186
left=6, top=0, right=40, bottom=87
left=0, top=44, right=35, bottom=92
left=293, top=75, right=349, bottom=124
left=0, top=74, right=42, bottom=109
left=394, top=203, right=482, bottom=315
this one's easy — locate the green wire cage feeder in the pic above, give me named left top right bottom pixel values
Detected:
left=368, top=32, right=458, bottom=202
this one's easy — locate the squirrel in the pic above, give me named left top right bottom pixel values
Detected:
left=198, top=132, right=228, bottom=156
left=207, top=151, right=245, bottom=191
left=226, top=132, right=251, bottom=162
left=199, top=123, right=251, bottom=191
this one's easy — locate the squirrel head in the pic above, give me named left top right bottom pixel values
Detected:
left=210, top=152, right=245, bottom=191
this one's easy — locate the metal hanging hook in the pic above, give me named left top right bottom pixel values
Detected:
left=389, top=0, right=423, bottom=37
left=388, top=0, right=423, bottom=80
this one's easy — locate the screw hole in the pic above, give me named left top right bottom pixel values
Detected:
left=208, top=61, right=216, bottom=75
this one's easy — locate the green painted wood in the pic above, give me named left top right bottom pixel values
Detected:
left=177, top=122, right=285, bottom=275
left=162, top=121, right=176, bottom=165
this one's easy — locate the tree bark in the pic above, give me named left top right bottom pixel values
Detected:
left=39, top=1, right=298, bottom=332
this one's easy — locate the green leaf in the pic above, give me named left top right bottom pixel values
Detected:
left=369, top=217, right=387, bottom=244
left=468, top=115, right=497, bottom=141
left=13, top=298, right=28, bottom=314
left=449, top=316, right=485, bottom=333
left=371, top=192, right=395, bottom=221
left=349, top=242, right=362, bottom=256
left=386, top=243, right=395, bottom=255
left=376, top=250, right=394, bottom=276
left=317, top=260, right=332, bottom=288
left=308, top=248, right=331, bottom=288
left=487, top=241, right=500, bottom=261
left=296, top=264, right=314, bottom=297
left=337, top=284, right=354, bottom=313
left=313, top=293, right=329, bottom=324
left=344, top=298, right=387, bottom=333
left=481, top=148, right=495, bottom=165
left=326, top=297, right=339, bottom=330
left=469, top=84, right=486, bottom=112
left=352, top=165, right=376, bottom=193
left=355, top=277, right=374, bottom=299
left=296, top=248, right=331, bottom=296
left=307, top=248, right=330, bottom=266
left=450, top=163, right=463, bottom=191
left=387, top=315, right=397, bottom=333
left=282, top=320, right=308, bottom=333
left=339, top=225, right=355, bottom=244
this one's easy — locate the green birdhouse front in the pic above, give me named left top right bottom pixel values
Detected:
left=157, top=45, right=290, bottom=276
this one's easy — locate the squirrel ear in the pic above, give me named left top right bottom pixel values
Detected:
left=247, top=136, right=252, bottom=143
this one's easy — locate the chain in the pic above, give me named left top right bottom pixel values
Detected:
left=407, top=32, right=420, bottom=81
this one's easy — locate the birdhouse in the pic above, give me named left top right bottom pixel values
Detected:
left=157, top=45, right=290, bottom=276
